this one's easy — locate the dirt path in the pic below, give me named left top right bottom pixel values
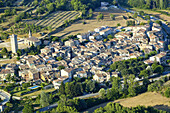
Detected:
left=82, top=92, right=170, bottom=113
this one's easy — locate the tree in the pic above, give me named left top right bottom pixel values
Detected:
left=155, top=20, right=162, bottom=25
left=40, top=92, right=50, bottom=107
left=59, top=82, right=65, bottom=94
left=47, top=3, right=55, bottom=12
left=74, top=83, right=83, bottom=96
left=110, top=14, right=115, bottom=20
left=133, top=12, right=138, bottom=18
left=153, top=65, right=164, bottom=74
left=97, top=13, right=104, bottom=21
left=56, top=56, right=63, bottom=61
left=86, top=80, right=99, bottom=93
left=143, top=78, right=150, bottom=86
left=99, top=88, right=106, bottom=99
left=5, top=74, right=11, bottom=82
left=57, top=105, right=78, bottom=113
left=117, top=23, right=121, bottom=26
left=58, top=65, right=65, bottom=70
left=106, top=89, right=113, bottom=100
left=107, top=35, right=113, bottom=39
left=33, top=0, right=38, bottom=5
left=128, top=74, right=137, bottom=97
left=139, top=11, right=144, bottom=16
left=139, top=69, right=149, bottom=78
left=17, top=49, right=22, bottom=56
left=164, top=87, right=170, bottom=98
left=65, top=82, right=75, bottom=97
left=22, top=104, right=34, bottom=113
left=52, top=37, right=59, bottom=42
left=1, top=47, right=8, bottom=53
left=111, top=77, right=121, bottom=92
left=145, top=15, right=150, bottom=20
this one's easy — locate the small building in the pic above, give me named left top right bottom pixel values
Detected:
left=89, top=33, right=102, bottom=40
left=99, top=28, right=112, bottom=36
left=61, top=68, right=74, bottom=79
left=149, top=52, right=167, bottom=64
left=101, top=2, right=109, bottom=7
left=52, top=76, right=69, bottom=89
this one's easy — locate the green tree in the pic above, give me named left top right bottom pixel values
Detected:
left=139, top=11, right=144, bottom=16
left=22, top=104, right=34, bottom=113
left=65, top=82, right=75, bottom=97
left=74, top=83, right=83, bottom=96
left=97, top=13, right=104, bottom=21
left=1, top=47, right=8, bottom=53
left=110, top=14, right=115, bottom=20
left=133, top=12, right=138, bottom=18
left=47, top=3, right=55, bottom=12
left=111, top=77, right=121, bottom=92
left=128, top=74, right=137, bottom=97
left=117, top=23, right=121, bottom=26
left=59, top=82, right=65, bottom=94
left=99, top=88, right=106, bottom=99
left=5, top=74, right=11, bottom=82
left=153, top=65, right=164, bottom=74
left=52, top=37, right=59, bottom=42
left=107, top=35, right=113, bottom=39
left=58, top=65, right=65, bottom=70
left=86, top=80, right=99, bottom=93
left=164, top=87, right=170, bottom=98
left=40, top=92, right=50, bottom=107
left=139, top=69, right=149, bottom=78
left=56, top=56, right=63, bottom=61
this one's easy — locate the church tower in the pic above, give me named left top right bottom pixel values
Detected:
left=10, top=34, right=18, bottom=53
left=29, top=30, right=32, bottom=38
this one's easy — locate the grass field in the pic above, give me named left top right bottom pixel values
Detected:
left=13, top=88, right=56, bottom=97
left=23, top=11, right=81, bottom=29
left=82, top=92, right=170, bottom=113
left=132, top=8, right=170, bottom=23
left=50, top=8, right=147, bottom=37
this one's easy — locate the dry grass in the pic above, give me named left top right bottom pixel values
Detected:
left=51, top=8, right=147, bottom=37
left=114, top=92, right=170, bottom=112
left=0, top=58, right=17, bottom=65
left=51, top=8, right=130, bottom=37
left=82, top=92, right=170, bottom=113
left=22, top=88, right=56, bottom=97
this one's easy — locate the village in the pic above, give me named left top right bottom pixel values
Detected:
left=0, top=21, right=169, bottom=92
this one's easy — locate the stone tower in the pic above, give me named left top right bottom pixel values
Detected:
left=10, top=34, right=18, bottom=53
left=29, top=30, right=32, bottom=38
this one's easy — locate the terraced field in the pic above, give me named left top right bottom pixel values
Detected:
left=23, top=11, right=81, bottom=29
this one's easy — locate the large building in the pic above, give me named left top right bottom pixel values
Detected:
left=24, top=30, right=41, bottom=47
left=10, top=34, right=18, bottom=53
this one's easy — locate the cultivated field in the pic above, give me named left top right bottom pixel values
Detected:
left=82, top=92, right=170, bottom=113
left=51, top=8, right=147, bottom=37
left=23, top=11, right=81, bottom=29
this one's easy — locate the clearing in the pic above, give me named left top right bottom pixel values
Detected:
left=51, top=8, right=147, bottom=37
left=82, top=92, right=170, bottom=113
